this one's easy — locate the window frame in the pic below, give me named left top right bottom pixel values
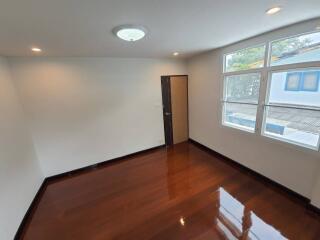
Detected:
left=221, top=30, right=320, bottom=152
left=222, top=102, right=258, bottom=133
left=261, top=67, right=320, bottom=151
left=261, top=106, right=320, bottom=151
left=221, top=72, right=262, bottom=133
left=268, top=30, right=320, bottom=67
left=223, top=43, right=267, bottom=73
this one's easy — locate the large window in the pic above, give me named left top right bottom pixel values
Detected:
left=223, top=45, right=265, bottom=133
left=222, top=30, right=320, bottom=151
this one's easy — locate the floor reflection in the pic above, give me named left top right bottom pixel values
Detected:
left=214, top=187, right=288, bottom=240
left=166, top=147, right=191, bottom=199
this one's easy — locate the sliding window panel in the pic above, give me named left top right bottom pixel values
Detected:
left=223, top=102, right=258, bottom=132
left=262, top=106, right=320, bottom=149
left=225, top=73, right=261, bottom=104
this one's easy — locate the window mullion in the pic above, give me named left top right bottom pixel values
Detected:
left=255, top=72, right=267, bottom=133
left=255, top=42, right=270, bottom=134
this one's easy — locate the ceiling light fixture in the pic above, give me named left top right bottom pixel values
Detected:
left=173, top=52, right=179, bottom=56
left=31, top=47, right=42, bottom=52
left=266, top=7, right=282, bottom=15
left=112, top=25, right=147, bottom=42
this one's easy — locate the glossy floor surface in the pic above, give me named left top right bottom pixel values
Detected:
left=21, top=142, right=320, bottom=240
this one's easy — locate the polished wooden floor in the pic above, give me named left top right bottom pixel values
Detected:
left=21, top=142, right=320, bottom=240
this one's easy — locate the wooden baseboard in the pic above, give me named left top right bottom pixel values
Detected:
left=46, top=144, right=166, bottom=183
left=188, top=138, right=311, bottom=204
left=14, top=144, right=165, bottom=239
left=14, top=179, right=48, bottom=240
left=307, top=204, right=320, bottom=216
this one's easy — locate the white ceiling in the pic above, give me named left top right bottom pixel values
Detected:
left=0, top=0, right=320, bottom=58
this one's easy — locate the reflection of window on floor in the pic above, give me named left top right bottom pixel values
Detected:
left=214, top=187, right=287, bottom=240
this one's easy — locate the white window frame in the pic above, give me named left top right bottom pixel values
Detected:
left=223, top=43, right=267, bottom=73
left=222, top=44, right=268, bottom=134
left=221, top=72, right=262, bottom=133
left=221, top=30, right=320, bottom=152
left=261, top=67, right=320, bottom=151
left=268, top=30, right=320, bottom=67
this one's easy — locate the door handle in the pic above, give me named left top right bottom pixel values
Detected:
left=165, top=112, right=171, bottom=116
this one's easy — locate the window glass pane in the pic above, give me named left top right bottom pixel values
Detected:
left=225, top=73, right=261, bottom=104
left=225, top=45, right=266, bottom=72
left=268, top=70, right=320, bottom=107
left=263, top=106, right=320, bottom=148
left=223, top=103, right=257, bottom=132
left=270, top=31, right=320, bottom=66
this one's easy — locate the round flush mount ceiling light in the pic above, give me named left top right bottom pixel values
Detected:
left=31, top=47, right=42, bottom=52
left=112, top=25, right=147, bottom=42
left=266, top=6, right=282, bottom=15
left=173, top=52, right=179, bottom=56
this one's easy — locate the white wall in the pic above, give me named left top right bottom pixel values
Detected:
left=187, top=19, right=320, bottom=205
left=0, top=57, right=43, bottom=240
left=9, top=57, right=187, bottom=177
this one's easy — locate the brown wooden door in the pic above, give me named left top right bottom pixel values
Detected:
left=161, top=75, right=188, bottom=146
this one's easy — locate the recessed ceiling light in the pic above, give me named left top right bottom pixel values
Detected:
left=112, top=25, right=147, bottom=42
left=173, top=52, right=179, bottom=56
left=31, top=47, right=42, bottom=52
left=266, top=7, right=282, bottom=15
